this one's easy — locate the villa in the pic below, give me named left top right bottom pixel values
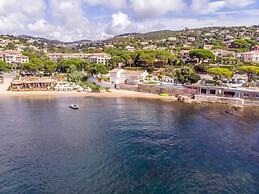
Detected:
left=0, top=50, right=29, bottom=64
left=242, top=51, right=259, bottom=63
left=109, top=69, right=148, bottom=87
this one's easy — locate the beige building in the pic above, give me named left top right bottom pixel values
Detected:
left=213, top=49, right=235, bottom=58
left=48, top=53, right=111, bottom=64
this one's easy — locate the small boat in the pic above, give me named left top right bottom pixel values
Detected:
left=69, top=104, right=79, bottom=110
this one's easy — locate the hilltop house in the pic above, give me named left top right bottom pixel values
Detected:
left=125, top=46, right=135, bottom=52
left=109, top=69, right=148, bottom=86
left=203, top=45, right=214, bottom=50
left=242, top=51, right=259, bottom=63
left=213, top=49, right=235, bottom=58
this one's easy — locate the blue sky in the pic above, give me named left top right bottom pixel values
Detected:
left=0, top=0, right=258, bottom=41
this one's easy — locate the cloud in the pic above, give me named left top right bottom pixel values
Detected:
left=106, top=12, right=131, bottom=34
left=225, top=0, right=255, bottom=7
left=129, top=0, right=186, bottom=18
left=84, top=0, right=126, bottom=9
left=191, top=0, right=226, bottom=14
left=0, top=0, right=258, bottom=41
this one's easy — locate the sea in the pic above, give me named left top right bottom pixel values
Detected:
left=0, top=96, right=259, bottom=193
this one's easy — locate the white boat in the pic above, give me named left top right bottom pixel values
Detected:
left=69, top=104, right=79, bottom=110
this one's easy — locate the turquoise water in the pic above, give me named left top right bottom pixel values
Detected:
left=0, top=97, right=259, bottom=193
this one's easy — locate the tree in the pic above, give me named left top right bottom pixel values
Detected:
left=174, top=66, right=201, bottom=84
left=232, top=39, right=250, bottom=49
left=239, top=66, right=259, bottom=82
left=189, top=49, right=215, bottom=64
left=89, top=64, right=108, bottom=76
left=21, top=62, right=38, bottom=72
left=57, top=59, right=89, bottom=73
left=5, top=42, right=16, bottom=50
left=137, top=51, right=156, bottom=67
left=207, top=68, right=233, bottom=80
left=0, top=61, right=10, bottom=72
left=67, top=65, right=84, bottom=83
left=44, top=60, right=57, bottom=74
left=67, top=71, right=84, bottom=83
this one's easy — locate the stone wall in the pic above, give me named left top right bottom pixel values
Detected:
left=243, top=100, right=259, bottom=106
left=194, top=95, right=244, bottom=106
left=119, top=84, right=138, bottom=92
left=138, top=84, right=197, bottom=96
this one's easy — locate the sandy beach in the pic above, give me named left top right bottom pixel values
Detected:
left=0, top=89, right=178, bottom=101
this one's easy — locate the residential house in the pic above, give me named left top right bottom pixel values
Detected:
left=168, top=37, right=177, bottom=41
left=109, top=69, right=148, bottom=86
left=203, top=45, right=214, bottom=50
left=213, top=49, right=235, bottom=58
left=143, top=45, right=157, bottom=50
left=242, top=51, right=259, bottom=63
left=125, top=46, right=135, bottom=52
left=0, top=50, right=29, bottom=64
left=188, top=37, right=196, bottom=42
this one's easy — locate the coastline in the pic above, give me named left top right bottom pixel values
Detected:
left=1, top=90, right=258, bottom=108
left=0, top=89, right=178, bottom=101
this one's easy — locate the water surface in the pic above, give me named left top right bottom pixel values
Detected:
left=0, top=97, right=259, bottom=193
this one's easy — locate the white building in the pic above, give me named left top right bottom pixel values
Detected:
left=125, top=46, right=135, bottom=52
left=168, top=37, right=177, bottom=41
left=188, top=37, right=196, bottom=42
left=143, top=45, right=157, bottom=50
left=109, top=69, right=148, bottom=86
left=0, top=50, right=29, bottom=64
left=242, top=51, right=259, bottom=63
left=88, top=53, right=111, bottom=64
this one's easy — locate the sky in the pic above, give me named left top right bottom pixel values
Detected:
left=0, top=0, right=258, bottom=42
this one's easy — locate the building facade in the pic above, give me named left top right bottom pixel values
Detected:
left=48, top=53, right=111, bottom=64
left=194, top=85, right=259, bottom=100
left=242, top=51, right=259, bottom=63
left=109, top=69, right=148, bottom=86
left=0, top=50, right=29, bottom=64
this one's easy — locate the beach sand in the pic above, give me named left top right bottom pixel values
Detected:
left=0, top=89, right=177, bottom=101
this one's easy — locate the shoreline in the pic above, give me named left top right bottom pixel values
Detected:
left=1, top=90, right=258, bottom=108
left=0, top=90, right=178, bottom=101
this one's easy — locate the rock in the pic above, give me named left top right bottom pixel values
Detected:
left=177, top=95, right=193, bottom=104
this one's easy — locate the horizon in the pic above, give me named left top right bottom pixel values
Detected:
left=1, top=24, right=258, bottom=43
left=0, top=0, right=259, bottom=42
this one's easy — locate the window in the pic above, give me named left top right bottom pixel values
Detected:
left=201, top=89, right=207, bottom=94
left=224, top=91, right=235, bottom=97
left=243, top=93, right=249, bottom=97
left=210, top=90, right=216, bottom=95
